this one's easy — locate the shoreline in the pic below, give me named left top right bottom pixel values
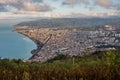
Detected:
left=13, top=27, right=87, bottom=62
left=14, top=30, right=41, bottom=60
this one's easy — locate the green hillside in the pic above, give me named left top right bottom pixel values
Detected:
left=0, top=50, right=120, bottom=80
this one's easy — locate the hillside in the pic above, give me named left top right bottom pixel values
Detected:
left=0, top=50, right=120, bottom=80
left=15, top=18, right=120, bottom=28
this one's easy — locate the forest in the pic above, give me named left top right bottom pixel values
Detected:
left=0, top=50, right=120, bottom=80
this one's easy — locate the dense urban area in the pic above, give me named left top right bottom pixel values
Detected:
left=15, top=18, right=120, bottom=62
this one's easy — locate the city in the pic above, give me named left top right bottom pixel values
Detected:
left=15, top=24, right=120, bottom=62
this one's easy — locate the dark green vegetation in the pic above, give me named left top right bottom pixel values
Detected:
left=0, top=50, right=120, bottom=80
left=15, top=18, right=120, bottom=29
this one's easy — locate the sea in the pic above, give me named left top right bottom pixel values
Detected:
left=0, top=19, right=37, bottom=60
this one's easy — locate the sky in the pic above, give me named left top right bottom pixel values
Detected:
left=0, top=0, right=120, bottom=19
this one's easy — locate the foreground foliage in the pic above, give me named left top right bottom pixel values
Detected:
left=0, top=50, right=120, bottom=80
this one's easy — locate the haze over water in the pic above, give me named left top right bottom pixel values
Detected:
left=0, top=19, right=36, bottom=59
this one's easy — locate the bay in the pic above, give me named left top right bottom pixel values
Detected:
left=0, top=19, right=36, bottom=60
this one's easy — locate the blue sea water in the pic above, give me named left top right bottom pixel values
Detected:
left=0, top=19, right=36, bottom=60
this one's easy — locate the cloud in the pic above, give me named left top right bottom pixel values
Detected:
left=55, top=12, right=119, bottom=18
left=94, top=0, right=120, bottom=12
left=0, top=0, right=120, bottom=18
left=37, top=12, right=109, bottom=18
left=0, top=6, right=7, bottom=11
left=12, top=11, right=38, bottom=15
left=0, top=0, right=53, bottom=13
left=62, top=0, right=88, bottom=5
left=94, top=0, right=113, bottom=8
left=116, top=4, right=120, bottom=10
left=0, top=0, right=17, bottom=4
left=12, top=1, right=53, bottom=12
left=62, top=0, right=118, bottom=9
left=64, top=13, right=88, bottom=18
left=30, top=0, right=43, bottom=3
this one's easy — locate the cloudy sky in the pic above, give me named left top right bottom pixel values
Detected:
left=0, top=0, right=120, bottom=19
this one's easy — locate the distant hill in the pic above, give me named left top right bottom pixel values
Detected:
left=15, top=18, right=120, bottom=28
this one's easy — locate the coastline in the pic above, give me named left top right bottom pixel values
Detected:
left=16, top=31, right=37, bottom=45
left=14, top=30, right=40, bottom=60
left=13, top=27, right=83, bottom=62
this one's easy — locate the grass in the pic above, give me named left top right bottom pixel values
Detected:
left=0, top=50, right=120, bottom=80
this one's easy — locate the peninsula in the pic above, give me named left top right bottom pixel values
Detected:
left=14, top=18, right=120, bottom=62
